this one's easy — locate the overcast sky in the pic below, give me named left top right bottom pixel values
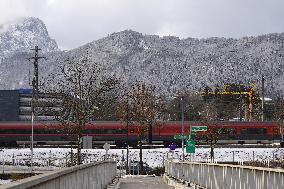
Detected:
left=0, top=0, right=284, bottom=50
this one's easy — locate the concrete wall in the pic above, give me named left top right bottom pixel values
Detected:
left=165, top=160, right=284, bottom=189
left=1, top=161, right=116, bottom=189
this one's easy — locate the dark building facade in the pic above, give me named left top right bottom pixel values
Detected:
left=0, top=90, right=20, bottom=121
left=0, top=89, right=59, bottom=122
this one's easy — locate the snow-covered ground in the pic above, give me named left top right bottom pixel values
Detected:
left=0, top=179, right=12, bottom=185
left=0, top=147, right=283, bottom=168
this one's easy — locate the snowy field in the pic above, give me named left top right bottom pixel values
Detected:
left=0, top=147, right=284, bottom=168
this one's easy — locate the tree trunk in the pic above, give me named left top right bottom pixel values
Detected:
left=139, top=139, right=143, bottom=174
left=77, top=135, right=82, bottom=165
left=210, top=142, right=214, bottom=162
left=148, top=124, right=152, bottom=144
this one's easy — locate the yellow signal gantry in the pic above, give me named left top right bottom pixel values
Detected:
left=201, top=82, right=257, bottom=121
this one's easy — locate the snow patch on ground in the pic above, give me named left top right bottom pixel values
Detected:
left=0, top=147, right=283, bottom=168
left=0, top=179, right=12, bottom=185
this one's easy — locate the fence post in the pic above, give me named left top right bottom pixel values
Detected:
left=2, top=159, right=4, bottom=174
left=12, top=153, right=15, bottom=166
left=253, top=151, right=255, bottom=162
left=132, top=160, right=135, bottom=175
left=233, top=151, right=235, bottom=163
left=138, top=163, right=140, bottom=175
left=71, top=148, right=74, bottom=166
left=65, top=154, right=68, bottom=167
left=48, top=157, right=51, bottom=169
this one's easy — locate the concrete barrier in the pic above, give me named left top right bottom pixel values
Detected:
left=165, top=160, right=284, bottom=189
left=1, top=161, right=116, bottom=189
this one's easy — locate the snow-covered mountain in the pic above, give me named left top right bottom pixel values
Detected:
left=0, top=17, right=58, bottom=57
left=64, top=30, right=284, bottom=97
left=1, top=17, right=284, bottom=98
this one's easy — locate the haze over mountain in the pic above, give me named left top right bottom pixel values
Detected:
left=0, top=17, right=284, bottom=98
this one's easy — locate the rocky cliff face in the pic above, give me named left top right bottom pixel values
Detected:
left=0, top=17, right=59, bottom=57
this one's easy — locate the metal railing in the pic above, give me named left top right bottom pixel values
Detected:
left=165, top=160, right=284, bottom=189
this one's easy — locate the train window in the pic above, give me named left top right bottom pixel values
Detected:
left=54, top=129, right=63, bottom=134
left=105, top=130, right=112, bottom=134
left=46, top=129, right=53, bottom=134
left=211, top=127, right=236, bottom=134
left=85, top=129, right=97, bottom=134
left=224, top=128, right=236, bottom=134
left=223, top=128, right=237, bottom=139
left=104, top=129, right=127, bottom=134
left=0, top=129, right=66, bottom=135
left=84, top=129, right=127, bottom=134
left=257, top=128, right=266, bottom=134
left=2, top=130, right=9, bottom=134
left=0, top=129, right=30, bottom=134
left=0, top=130, right=8, bottom=134
left=115, top=129, right=127, bottom=134
left=0, top=130, right=7, bottom=134
left=241, top=128, right=267, bottom=134
left=35, top=129, right=48, bottom=134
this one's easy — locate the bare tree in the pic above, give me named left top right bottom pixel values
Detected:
left=168, top=91, right=203, bottom=121
left=116, top=81, right=165, bottom=174
left=199, top=101, right=231, bottom=161
left=46, top=52, right=118, bottom=164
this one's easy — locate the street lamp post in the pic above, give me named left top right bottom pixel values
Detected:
left=126, top=96, right=130, bottom=174
left=174, top=95, right=185, bottom=161
left=281, top=124, right=284, bottom=147
left=126, top=120, right=129, bottom=174
left=181, top=97, right=185, bottom=161
left=31, top=110, right=34, bottom=171
left=261, top=75, right=265, bottom=121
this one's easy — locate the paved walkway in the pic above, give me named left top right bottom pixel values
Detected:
left=117, top=176, right=174, bottom=189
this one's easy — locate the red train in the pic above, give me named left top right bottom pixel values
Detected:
left=0, top=121, right=283, bottom=147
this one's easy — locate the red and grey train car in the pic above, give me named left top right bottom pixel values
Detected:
left=0, top=121, right=283, bottom=147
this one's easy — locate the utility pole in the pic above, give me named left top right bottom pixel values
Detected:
left=28, top=46, right=46, bottom=171
left=261, top=75, right=265, bottom=121
left=28, top=46, right=46, bottom=95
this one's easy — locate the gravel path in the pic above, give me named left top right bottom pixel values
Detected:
left=117, top=176, right=174, bottom=189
